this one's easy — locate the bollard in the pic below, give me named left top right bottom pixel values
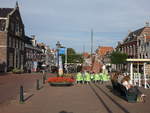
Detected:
left=36, top=79, right=40, bottom=90
left=20, top=85, right=24, bottom=103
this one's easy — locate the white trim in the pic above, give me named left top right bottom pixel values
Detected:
left=0, top=45, right=7, bottom=47
left=0, top=18, right=7, bottom=20
left=126, top=59, right=150, bottom=62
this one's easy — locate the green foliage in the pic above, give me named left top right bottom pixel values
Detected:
left=61, top=48, right=83, bottom=63
left=67, top=48, right=76, bottom=55
left=109, top=51, right=128, bottom=64
left=68, top=54, right=83, bottom=63
left=61, top=54, right=83, bottom=63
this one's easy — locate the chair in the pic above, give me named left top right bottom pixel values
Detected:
left=76, top=73, right=83, bottom=84
left=93, top=73, right=101, bottom=83
left=84, top=72, right=91, bottom=84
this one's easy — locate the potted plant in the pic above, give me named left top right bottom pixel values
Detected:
left=47, top=77, right=75, bottom=86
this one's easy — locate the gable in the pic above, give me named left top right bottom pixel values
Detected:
left=0, top=8, right=13, bottom=17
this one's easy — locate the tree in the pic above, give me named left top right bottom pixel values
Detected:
left=109, top=51, right=128, bottom=64
left=67, top=54, right=83, bottom=63
left=61, top=48, right=83, bottom=63
left=67, top=48, right=76, bottom=55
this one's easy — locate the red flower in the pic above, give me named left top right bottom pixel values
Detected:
left=47, top=77, right=75, bottom=83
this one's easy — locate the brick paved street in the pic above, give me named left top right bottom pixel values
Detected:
left=0, top=78, right=150, bottom=113
left=0, top=72, right=49, bottom=105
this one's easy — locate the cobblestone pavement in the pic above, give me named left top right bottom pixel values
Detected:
left=0, top=72, right=54, bottom=106
left=0, top=80, right=150, bottom=113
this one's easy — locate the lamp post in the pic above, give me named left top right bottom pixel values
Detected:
left=65, top=47, right=68, bottom=73
left=56, top=41, right=61, bottom=76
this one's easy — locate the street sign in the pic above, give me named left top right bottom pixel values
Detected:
left=59, top=48, right=66, bottom=55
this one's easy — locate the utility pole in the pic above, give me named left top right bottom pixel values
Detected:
left=83, top=45, right=85, bottom=54
left=91, top=29, right=93, bottom=56
left=91, top=29, right=93, bottom=65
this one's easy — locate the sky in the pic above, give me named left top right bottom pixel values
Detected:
left=0, top=0, right=150, bottom=53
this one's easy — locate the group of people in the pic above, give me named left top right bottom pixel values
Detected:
left=111, top=72, right=146, bottom=102
left=76, top=71, right=110, bottom=84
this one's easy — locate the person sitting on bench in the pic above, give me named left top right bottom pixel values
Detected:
left=121, top=76, right=146, bottom=102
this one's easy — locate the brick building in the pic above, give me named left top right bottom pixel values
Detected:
left=96, top=46, right=113, bottom=57
left=116, top=23, right=150, bottom=72
left=95, top=46, right=113, bottom=73
left=0, top=3, right=25, bottom=72
left=82, top=52, right=92, bottom=72
left=116, top=24, right=150, bottom=59
left=24, top=36, right=45, bottom=72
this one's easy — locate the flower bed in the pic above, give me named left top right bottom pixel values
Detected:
left=47, top=77, right=75, bottom=86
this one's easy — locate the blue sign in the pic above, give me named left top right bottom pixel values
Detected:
left=59, top=48, right=66, bottom=55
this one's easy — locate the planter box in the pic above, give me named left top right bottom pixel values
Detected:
left=49, top=82, right=73, bottom=87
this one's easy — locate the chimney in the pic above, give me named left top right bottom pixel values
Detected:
left=31, top=35, right=36, bottom=46
left=145, top=22, right=149, bottom=27
left=128, top=30, right=132, bottom=34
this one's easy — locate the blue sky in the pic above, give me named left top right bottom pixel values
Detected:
left=0, top=0, right=150, bottom=53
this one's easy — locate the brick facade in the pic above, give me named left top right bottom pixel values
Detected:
left=0, top=3, right=25, bottom=72
left=116, top=25, right=150, bottom=72
left=116, top=25, right=150, bottom=59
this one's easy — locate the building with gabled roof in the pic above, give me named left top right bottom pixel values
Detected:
left=96, top=46, right=113, bottom=56
left=116, top=23, right=150, bottom=59
left=0, top=2, right=25, bottom=72
left=115, top=23, right=150, bottom=72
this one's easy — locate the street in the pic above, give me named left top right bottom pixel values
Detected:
left=0, top=75, right=150, bottom=113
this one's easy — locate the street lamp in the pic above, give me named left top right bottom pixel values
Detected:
left=56, top=41, right=61, bottom=76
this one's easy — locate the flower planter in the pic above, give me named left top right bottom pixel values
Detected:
left=49, top=82, right=73, bottom=86
left=47, top=77, right=75, bottom=87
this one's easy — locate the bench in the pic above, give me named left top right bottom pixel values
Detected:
left=111, top=80, right=138, bottom=102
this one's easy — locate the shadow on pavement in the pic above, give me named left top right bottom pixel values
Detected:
left=24, top=94, right=34, bottom=102
left=106, top=85, right=126, bottom=100
left=89, top=84, right=113, bottom=113
left=59, top=110, right=73, bottom=113
left=94, top=84, right=131, bottom=113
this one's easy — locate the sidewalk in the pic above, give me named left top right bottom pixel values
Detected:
left=0, top=72, right=45, bottom=105
left=0, top=82, right=150, bottom=113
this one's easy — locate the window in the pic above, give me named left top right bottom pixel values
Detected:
left=11, top=23, right=14, bottom=33
left=146, top=53, right=148, bottom=58
left=16, top=39, right=18, bottom=48
left=0, top=19, right=6, bottom=31
left=20, top=28, right=23, bottom=36
left=15, top=22, right=19, bottom=36
left=8, top=53, right=13, bottom=67
left=22, top=42, right=24, bottom=50
left=19, top=41, right=21, bottom=49
left=8, top=37, right=11, bottom=47
left=147, top=42, right=149, bottom=47
left=13, top=38, right=15, bottom=48
left=138, top=40, right=141, bottom=46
